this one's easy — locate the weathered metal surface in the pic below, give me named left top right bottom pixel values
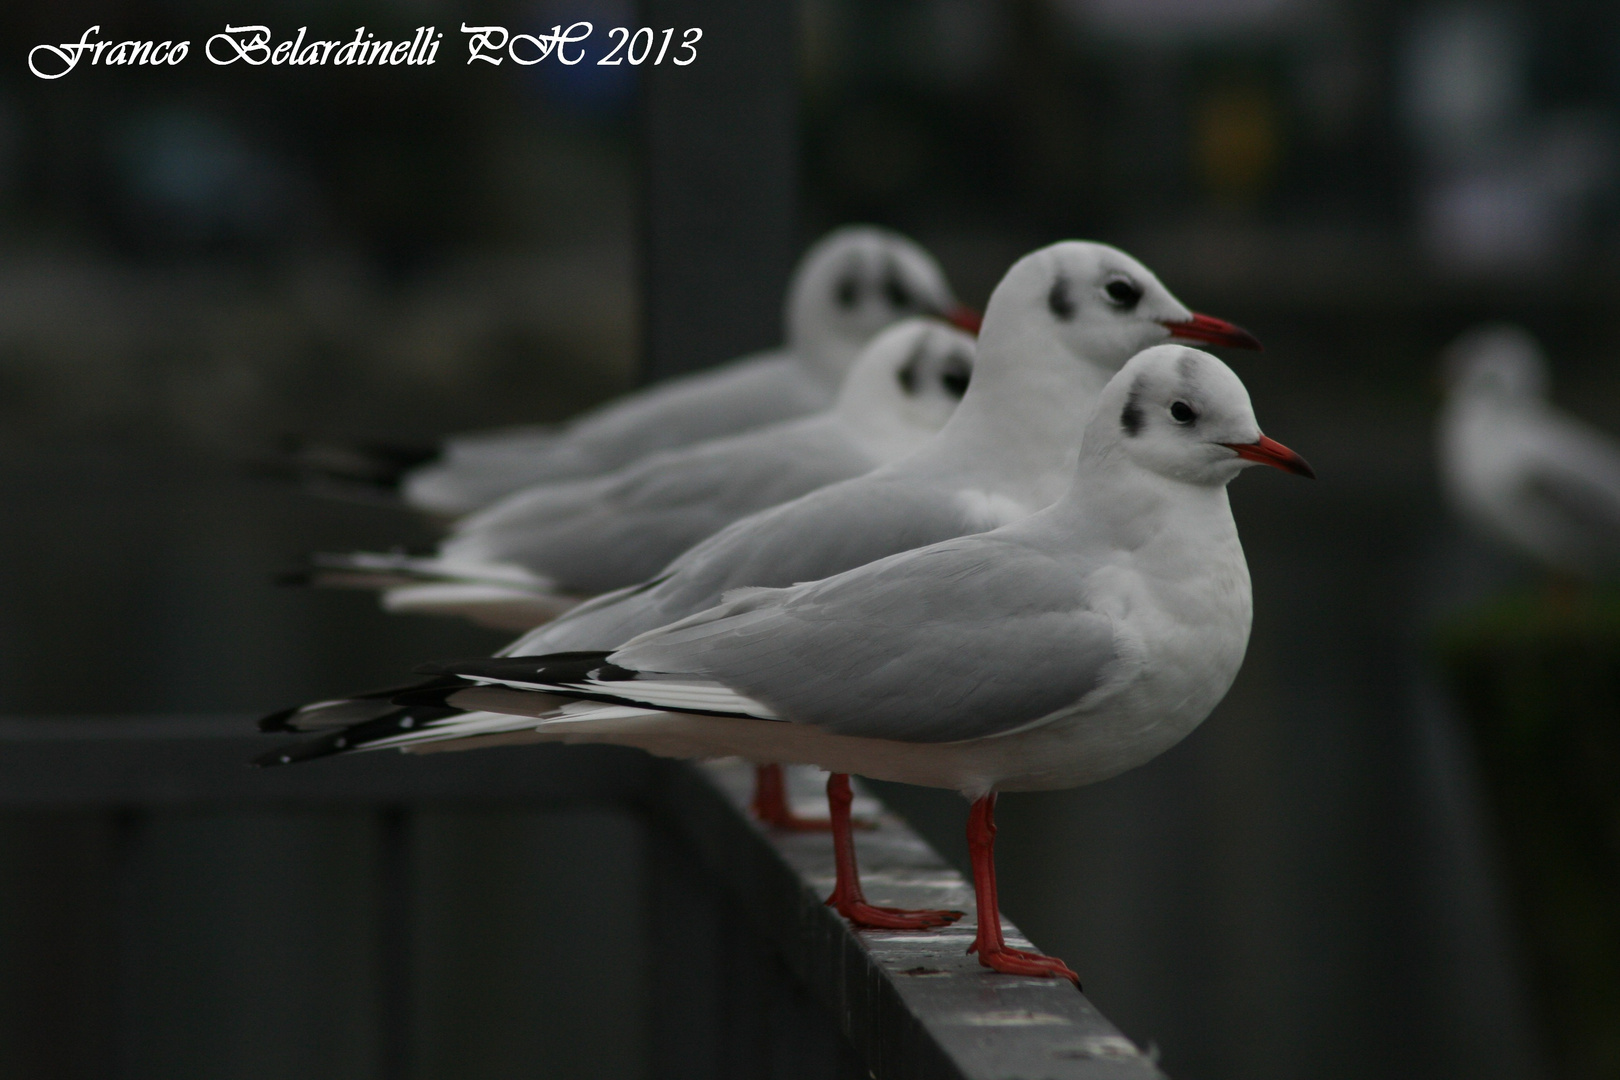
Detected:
left=0, top=718, right=1164, bottom=1079
left=664, top=761, right=1168, bottom=1080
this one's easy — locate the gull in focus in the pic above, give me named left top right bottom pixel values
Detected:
left=296, top=319, right=976, bottom=630
left=1439, top=324, right=1620, bottom=577
left=267, top=346, right=1313, bottom=984
left=260, top=240, right=1262, bottom=931
left=278, top=226, right=975, bottom=516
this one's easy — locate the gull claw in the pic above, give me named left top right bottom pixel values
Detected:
left=971, top=944, right=1081, bottom=986
left=830, top=899, right=963, bottom=931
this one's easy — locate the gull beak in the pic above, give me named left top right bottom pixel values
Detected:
left=1163, top=313, right=1263, bottom=350
left=944, top=305, right=982, bottom=334
left=1222, top=435, right=1315, bottom=478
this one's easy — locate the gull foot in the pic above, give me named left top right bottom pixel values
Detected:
left=971, top=944, right=1081, bottom=986
left=830, top=898, right=963, bottom=931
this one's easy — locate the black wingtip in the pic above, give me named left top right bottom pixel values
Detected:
left=426, top=652, right=629, bottom=685
left=258, top=705, right=303, bottom=733
left=252, top=704, right=466, bottom=768
left=392, top=685, right=462, bottom=708
left=253, top=733, right=350, bottom=768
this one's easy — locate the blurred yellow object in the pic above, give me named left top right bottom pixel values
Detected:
left=1194, top=79, right=1281, bottom=204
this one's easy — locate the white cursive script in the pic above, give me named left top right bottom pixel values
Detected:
left=204, top=25, right=443, bottom=66
left=29, top=26, right=189, bottom=79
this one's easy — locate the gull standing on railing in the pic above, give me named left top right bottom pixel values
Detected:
left=260, top=241, right=1262, bottom=932
left=276, top=226, right=977, bottom=515
left=272, top=347, right=1313, bottom=984
left=290, top=319, right=976, bottom=630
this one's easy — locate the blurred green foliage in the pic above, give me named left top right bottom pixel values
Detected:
left=1437, top=588, right=1620, bottom=1080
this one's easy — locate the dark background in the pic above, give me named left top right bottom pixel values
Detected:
left=2, top=1, right=1618, bottom=1077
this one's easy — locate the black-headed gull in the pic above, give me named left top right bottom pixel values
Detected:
left=260, top=240, right=1261, bottom=916
left=1439, top=325, right=1620, bottom=578
left=296, top=319, right=976, bottom=630
left=280, top=226, right=976, bottom=516
left=267, top=346, right=1312, bottom=983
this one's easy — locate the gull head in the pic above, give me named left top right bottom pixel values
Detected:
left=786, top=226, right=971, bottom=374
left=836, top=317, right=975, bottom=435
left=1097, top=345, right=1313, bottom=486
left=980, top=241, right=1261, bottom=377
left=1441, top=323, right=1548, bottom=401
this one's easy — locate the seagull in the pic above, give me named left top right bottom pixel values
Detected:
left=277, top=226, right=977, bottom=516
left=1439, top=324, right=1620, bottom=577
left=294, top=319, right=977, bottom=630
left=265, top=346, right=1314, bottom=984
left=259, top=240, right=1263, bottom=933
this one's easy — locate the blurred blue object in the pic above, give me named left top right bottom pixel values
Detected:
left=520, top=0, right=638, bottom=117
left=112, top=106, right=305, bottom=246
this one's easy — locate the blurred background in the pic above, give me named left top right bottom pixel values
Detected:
left=1, top=1, right=1618, bottom=1077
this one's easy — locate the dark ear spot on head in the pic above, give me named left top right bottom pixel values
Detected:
left=895, top=341, right=927, bottom=394
left=940, top=354, right=972, bottom=399
left=882, top=266, right=914, bottom=310
left=1047, top=277, right=1077, bottom=320
left=835, top=275, right=860, bottom=308
left=1120, top=394, right=1144, bottom=436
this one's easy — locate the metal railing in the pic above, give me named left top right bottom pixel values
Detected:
left=0, top=715, right=1165, bottom=1079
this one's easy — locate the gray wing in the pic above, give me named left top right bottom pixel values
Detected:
left=511, top=469, right=1013, bottom=654
left=1511, top=412, right=1620, bottom=572
left=406, top=353, right=827, bottom=512
left=611, top=535, right=1118, bottom=743
left=442, top=420, right=878, bottom=595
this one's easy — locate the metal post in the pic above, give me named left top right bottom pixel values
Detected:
left=639, top=0, right=800, bottom=381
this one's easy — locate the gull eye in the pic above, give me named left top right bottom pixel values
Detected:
left=835, top=276, right=860, bottom=309
left=1170, top=400, right=1197, bottom=424
left=883, top=274, right=914, bottom=310
left=939, top=355, right=972, bottom=399
left=1103, top=278, right=1143, bottom=309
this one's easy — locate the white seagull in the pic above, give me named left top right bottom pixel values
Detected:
left=297, top=319, right=977, bottom=630
left=260, top=240, right=1262, bottom=936
left=266, top=346, right=1314, bottom=984
left=1439, top=324, right=1620, bottom=577
left=280, top=226, right=976, bottom=516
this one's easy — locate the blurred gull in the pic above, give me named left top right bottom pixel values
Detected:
left=1439, top=324, right=1620, bottom=577
left=261, top=240, right=1263, bottom=916
left=297, top=319, right=977, bottom=629
left=269, top=346, right=1313, bottom=983
left=281, top=226, right=976, bottom=515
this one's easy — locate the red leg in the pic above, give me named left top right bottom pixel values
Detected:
left=750, top=764, right=834, bottom=831
left=965, top=794, right=1080, bottom=985
left=824, top=774, right=962, bottom=930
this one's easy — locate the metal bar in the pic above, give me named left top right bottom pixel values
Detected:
left=638, top=0, right=799, bottom=381
left=375, top=806, right=413, bottom=1080
left=645, top=813, right=728, bottom=1079
left=0, top=717, right=653, bottom=806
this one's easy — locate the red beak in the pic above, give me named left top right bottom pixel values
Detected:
left=1163, top=313, right=1262, bottom=351
left=944, top=305, right=982, bottom=335
left=1221, top=435, right=1315, bottom=478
